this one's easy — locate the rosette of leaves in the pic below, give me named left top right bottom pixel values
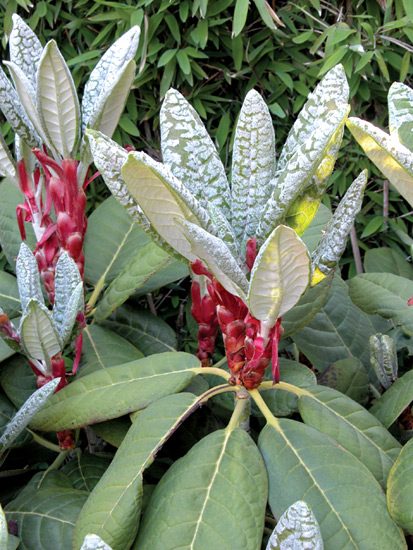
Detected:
left=87, top=63, right=367, bottom=388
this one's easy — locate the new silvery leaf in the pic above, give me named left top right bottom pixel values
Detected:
left=266, top=500, right=323, bottom=550
left=248, top=225, right=310, bottom=327
left=16, top=242, right=45, bottom=311
left=37, top=40, right=80, bottom=158
left=0, top=377, right=60, bottom=453
left=160, top=88, right=231, bottom=219
left=53, top=252, right=83, bottom=334
left=388, top=82, right=413, bottom=151
left=208, top=202, right=244, bottom=268
left=0, top=131, right=16, bottom=183
left=19, top=299, right=61, bottom=362
left=122, top=151, right=215, bottom=262
left=82, top=26, right=140, bottom=132
left=311, top=170, right=367, bottom=285
left=0, top=505, right=7, bottom=548
left=257, top=103, right=350, bottom=244
left=177, top=219, right=249, bottom=300
left=231, top=89, right=276, bottom=242
left=347, top=117, right=413, bottom=208
left=59, top=282, right=83, bottom=346
left=10, top=14, right=43, bottom=89
left=86, top=130, right=174, bottom=255
left=370, top=334, right=398, bottom=390
left=81, top=534, right=113, bottom=550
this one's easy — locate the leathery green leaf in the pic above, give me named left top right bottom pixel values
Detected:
left=388, top=82, right=413, bottom=151
left=346, top=117, right=413, bottom=208
left=61, top=453, right=110, bottom=492
left=133, top=427, right=268, bottom=550
left=30, top=352, right=200, bottom=431
left=73, top=393, right=200, bottom=550
left=317, top=358, right=369, bottom=405
left=299, top=385, right=401, bottom=488
left=249, top=225, right=310, bottom=326
left=369, top=369, right=413, bottom=428
left=387, top=438, right=413, bottom=533
left=0, top=271, right=20, bottom=318
left=259, top=418, right=407, bottom=550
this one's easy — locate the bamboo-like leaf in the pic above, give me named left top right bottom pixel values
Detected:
left=259, top=418, right=407, bottom=550
left=160, top=88, right=231, bottom=219
left=387, top=438, right=413, bottom=533
left=299, top=385, right=401, bottom=488
left=388, top=81, right=413, bottom=151
left=347, top=117, right=413, bottom=208
left=82, top=26, right=140, bottom=131
left=134, top=427, right=268, bottom=550
left=53, top=251, right=83, bottom=337
left=311, top=170, right=367, bottom=284
left=73, top=393, right=200, bottom=550
left=81, top=535, right=113, bottom=550
left=16, top=242, right=45, bottom=311
left=0, top=132, right=16, bottom=183
left=266, top=500, right=323, bottom=550
left=231, top=89, right=276, bottom=241
left=257, top=104, right=349, bottom=244
left=30, top=352, right=200, bottom=431
left=10, top=13, right=43, bottom=88
left=19, top=299, right=61, bottom=362
left=86, top=130, right=174, bottom=255
left=122, top=151, right=213, bottom=262
left=369, top=369, right=413, bottom=428
left=0, top=378, right=59, bottom=453
left=37, top=40, right=80, bottom=158
left=249, top=225, right=310, bottom=326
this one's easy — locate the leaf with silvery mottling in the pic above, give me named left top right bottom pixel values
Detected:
left=81, top=535, right=113, bottom=550
left=19, top=300, right=61, bottom=362
left=53, top=252, right=83, bottom=337
left=0, top=65, right=41, bottom=148
left=347, top=117, right=413, bottom=208
left=311, top=170, right=367, bottom=284
left=0, top=391, right=32, bottom=449
left=284, top=123, right=344, bottom=237
left=257, top=104, right=349, bottom=244
left=37, top=40, right=80, bottom=158
left=208, top=202, right=243, bottom=266
left=178, top=219, right=249, bottom=300
left=10, top=14, right=43, bottom=89
left=388, top=81, right=413, bottom=151
left=231, top=89, right=276, bottom=242
left=160, top=88, right=231, bottom=219
left=0, top=132, right=16, bottom=184
left=277, top=64, right=349, bottom=174
left=59, top=282, right=83, bottom=346
left=249, top=225, right=310, bottom=326
left=0, top=377, right=59, bottom=453
left=86, top=130, right=173, bottom=256
left=82, top=26, right=140, bottom=132
left=16, top=242, right=45, bottom=312
left=370, top=334, right=398, bottom=390
left=266, top=500, right=323, bottom=550
left=122, top=151, right=214, bottom=262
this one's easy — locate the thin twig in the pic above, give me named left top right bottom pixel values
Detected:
left=146, top=293, right=157, bottom=316
left=350, top=224, right=364, bottom=275
left=383, top=179, right=389, bottom=231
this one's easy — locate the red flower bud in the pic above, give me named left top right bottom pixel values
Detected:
left=190, top=260, right=213, bottom=279
left=57, top=212, right=76, bottom=242
left=246, top=237, right=257, bottom=271
left=66, top=232, right=83, bottom=261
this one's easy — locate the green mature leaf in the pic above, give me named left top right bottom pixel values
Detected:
left=91, top=416, right=131, bottom=448
left=102, top=303, right=177, bottom=355
left=369, top=369, right=413, bottom=428
left=0, top=272, right=20, bottom=318
left=300, top=203, right=332, bottom=253
left=249, top=225, right=310, bottom=326
left=317, top=358, right=369, bottom=405
left=0, top=179, right=36, bottom=269
left=266, top=500, right=323, bottom=550
left=388, top=82, right=413, bottom=151
left=346, top=117, right=413, bottom=208
left=133, top=257, right=188, bottom=296
left=37, top=40, right=80, bottom=157
left=79, top=325, right=143, bottom=378
left=84, top=197, right=152, bottom=286
left=349, top=273, right=413, bottom=335
left=299, top=385, right=401, bottom=488
left=10, top=14, right=43, bottom=88
left=73, top=393, right=200, bottom=550
left=160, top=88, right=231, bottom=220
left=387, top=438, right=413, bottom=533
left=231, top=89, right=276, bottom=241
left=364, top=248, right=413, bottom=279
left=0, top=354, right=37, bottom=408
left=232, top=0, right=248, bottom=37
left=20, top=300, right=61, bottom=362
left=93, top=242, right=172, bottom=323
left=292, top=274, right=389, bottom=378
left=134, top=427, right=268, bottom=550
left=282, top=272, right=333, bottom=338
left=30, top=352, right=199, bottom=431
left=259, top=419, right=407, bottom=550
left=0, top=377, right=59, bottom=453
left=5, top=487, right=88, bottom=550
left=16, top=242, right=45, bottom=312
left=61, top=453, right=110, bottom=492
